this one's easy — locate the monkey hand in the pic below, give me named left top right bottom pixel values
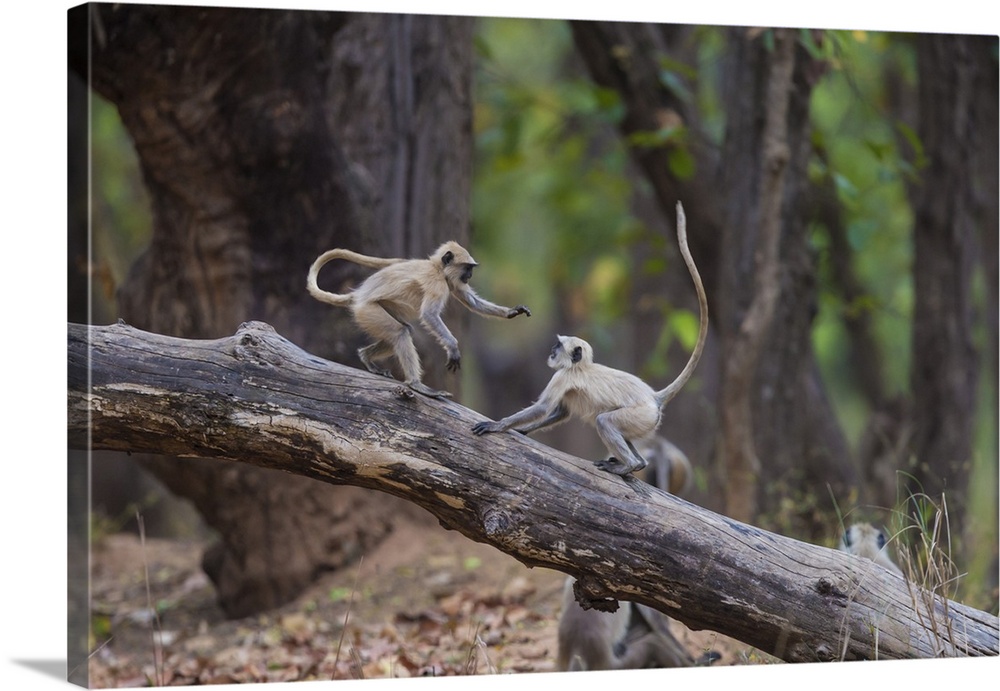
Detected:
left=472, top=420, right=501, bottom=435
left=506, top=305, right=531, bottom=319
left=446, top=354, right=462, bottom=372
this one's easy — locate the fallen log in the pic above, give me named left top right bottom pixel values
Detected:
left=67, top=320, right=999, bottom=662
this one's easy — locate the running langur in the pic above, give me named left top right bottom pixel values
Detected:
left=307, top=241, right=530, bottom=398
left=472, top=202, right=707, bottom=477
left=838, top=522, right=903, bottom=577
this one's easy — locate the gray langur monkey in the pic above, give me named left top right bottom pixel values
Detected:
left=556, top=576, right=717, bottom=671
left=636, top=435, right=693, bottom=497
left=307, top=241, right=530, bottom=398
left=838, top=522, right=904, bottom=576
left=472, top=202, right=708, bottom=477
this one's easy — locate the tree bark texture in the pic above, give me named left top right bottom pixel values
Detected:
left=717, top=27, right=794, bottom=522
left=67, top=321, right=999, bottom=662
left=72, top=4, right=476, bottom=616
left=570, top=23, right=857, bottom=534
left=908, top=34, right=993, bottom=515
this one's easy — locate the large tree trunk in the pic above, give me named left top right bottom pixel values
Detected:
left=67, top=321, right=1000, bottom=662
left=71, top=3, right=475, bottom=617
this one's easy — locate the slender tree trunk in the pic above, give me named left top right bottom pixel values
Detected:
left=569, top=24, right=857, bottom=532
left=907, top=34, right=991, bottom=525
left=73, top=4, right=475, bottom=616
left=717, top=28, right=794, bottom=522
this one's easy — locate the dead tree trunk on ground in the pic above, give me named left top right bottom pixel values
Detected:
left=67, top=321, right=999, bottom=662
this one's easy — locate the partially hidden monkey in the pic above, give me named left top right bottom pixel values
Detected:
left=472, top=202, right=707, bottom=476
left=307, top=241, right=530, bottom=398
left=556, top=577, right=718, bottom=671
left=636, top=435, right=693, bottom=497
left=556, top=438, right=716, bottom=672
left=838, top=522, right=904, bottom=577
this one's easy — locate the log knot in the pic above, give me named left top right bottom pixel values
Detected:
left=815, top=576, right=848, bottom=600
left=480, top=506, right=514, bottom=538
left=573, top=576, right=619, bottom=613
left=233, top=321, right=282, bottom=366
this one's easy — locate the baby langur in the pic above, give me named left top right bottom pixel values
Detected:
left=472, top=202, right=708, bottom=477
left=307, top=241, right=530, bottom=398
left=838, top=523, right=903, bottom=577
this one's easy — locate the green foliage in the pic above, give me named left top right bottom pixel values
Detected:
left=472, top=17, right=643, bottom=342
left=89, top=94, right=153, bottom=319
left=808, top=31, right=918, bottom=440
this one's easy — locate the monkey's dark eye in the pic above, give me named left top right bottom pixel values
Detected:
left=550, top=343, right=561, bottom=358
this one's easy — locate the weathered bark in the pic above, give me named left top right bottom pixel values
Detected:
left=68, top=321, right=1000, bottom=662
left=72, top=4, right=475, bottom=616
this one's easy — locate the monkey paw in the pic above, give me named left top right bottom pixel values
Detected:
left=446, top=356, right=461, bottom=372
left=408, top=381, right=453, bottom=399
left=507, top=305, right=532, bottom=318
left=472, top=420, right=500, bottom=435
left=595, top=458, right=633, bottom=476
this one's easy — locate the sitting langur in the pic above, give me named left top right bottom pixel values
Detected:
left=838, top=522, right=903, bottom=576
left=556, top=577, right=717, bottom=671
left=472, top=202, right=707, bottom=476
left=307, top=241, right=530, bottom=398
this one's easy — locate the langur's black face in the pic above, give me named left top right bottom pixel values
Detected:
left=460, top=264, right=475, bottom=284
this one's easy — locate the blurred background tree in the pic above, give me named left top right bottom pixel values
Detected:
left=72, top=6, right=998, bottom=615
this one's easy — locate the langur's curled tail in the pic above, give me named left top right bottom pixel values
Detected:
left=306, top=248, right=403, bottom=307
left=654, top=202, right=709, bottom=409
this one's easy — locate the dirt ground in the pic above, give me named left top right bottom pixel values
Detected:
left=87, top=506, right=768, bottom=687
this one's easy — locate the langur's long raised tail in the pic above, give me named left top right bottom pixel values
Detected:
left=654, top=201, right=709, bottom=409
left=306, top=248, right=403, bottom=307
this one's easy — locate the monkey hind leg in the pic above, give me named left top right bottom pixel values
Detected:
left=358, top=341, right=395, bottom=378
left=391, top=324, right=452, bottom=398
left=594, top=410, right=655, bottom=476
left=407, top=380, right=453, bottom=399
left=355, top=303, right=451, bottom=397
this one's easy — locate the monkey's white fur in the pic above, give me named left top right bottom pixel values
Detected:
left=472, top=202, right=707, bottom=476
left=838, top=523, right=903, bottom=577
left=307, top=241, right=530, bottom=398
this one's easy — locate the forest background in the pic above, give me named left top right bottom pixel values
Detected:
left=2, top=1, right=998, bottom=690
left=79, top=2, right=998, bottom=606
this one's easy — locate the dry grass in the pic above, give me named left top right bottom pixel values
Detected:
left=831, top=477, right=970, bottom=660
left=892, top=491, right=968, bottom=656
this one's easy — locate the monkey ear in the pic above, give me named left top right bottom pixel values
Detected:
left=877, top=531, right=887, bottom=549
left=442, top=251, right=455, bottom=266
left=571, top=346, right=583, bottom=363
